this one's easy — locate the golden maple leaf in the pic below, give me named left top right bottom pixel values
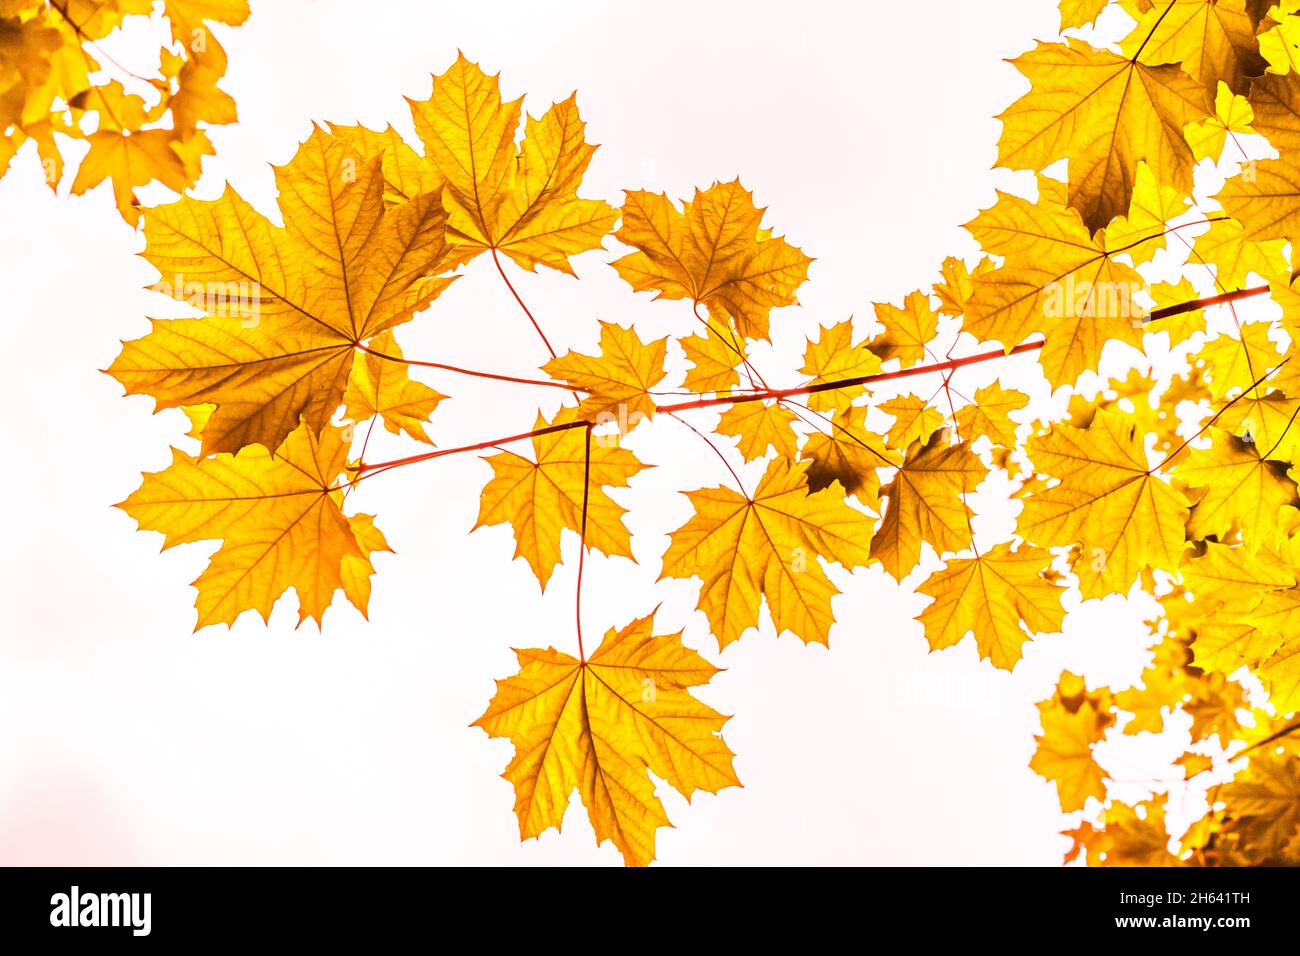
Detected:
left=800, top=406, right=899, bottom=510
left=872, top=433, right=984, bottom=580
left=680, top=323, right=745, bottom=394
left=119, top=420, right=385, bottom=628
left=868, top=291, right=938, bottom=368
left=612, top=180, right=812, bottom=341
left=474, top=610, right=740, bottom=866
left=108, top=127, right=455, bottom=455
left=996, top=39, right=1210, bottom=232
left=965, top=177, right=1147, bottom=388
left=475, top=414, right=644, bottom=590
left=542, top=321, right=667, bottom=424
left=717, top=401, right=800, bottom=461
left=661, top=458, right=875, bottom=648
left=405, top=53, right=618, bottom=273
left=1031, top=673, right=1115, bottom=813
left=917, top=542, right=1066, bottom=669
left=1, top=0, right=249, bottom=223
left=1173, top=427, right=1300, bottom=552
left=799, top=320, right=882, bottom=412
left=1019, top=409, right=1190, bottom=598
left=1118, top=0, right=1264, bottom=96
left=343, top=330, right=446, bottom=445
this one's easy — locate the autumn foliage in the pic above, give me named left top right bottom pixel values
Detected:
left=12, top=0, right=1300, bottom=866
left=1, top=0, right=247, bottom=222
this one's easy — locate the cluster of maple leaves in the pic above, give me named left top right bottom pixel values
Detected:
left=1, top=0, right=247, bottom=222
left=11, top=0, right=1298, bottom=866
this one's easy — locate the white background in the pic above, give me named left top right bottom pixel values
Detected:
left=0, top=0, right=1168, bottom=864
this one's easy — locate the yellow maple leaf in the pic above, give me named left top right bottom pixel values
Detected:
left=1118, top=0, right=1264, bottom=96
left=1219, top=750, right=1300, bottom=851
left=406, top=53, right=617, bottom=273
left=1217, top=148, right=1300, bottom=242
left=119, top=420, right=382, bottom=628
left=108, top=127, right=455, bottom=455
left=965, top=177, right=1147, bottom=388
left=800, top=405, right=899, bottom=510
left=613, top=180, right=812, bottom=341
left=917, top=542, right=1066, bottom=669
left=997, top=39, right=1210, bottom=232
left=661, top=459, right=874, bottom=648
left=868, top=291, right=939, bottom=368
left=542, top=321, right=667, bottom=424
left=474, top=611, right=740, bottom=866
left=344, top=330, right=446, bottom=444
left=872, top=433, right=983, bottom=579
left=1173, top=427, right=1300, bottom=552
left=799, top=320, right=881, bottom=412
left=879, top=395, right=946, bottom=453
left=954, top=384, right=1028, bottom=449
left=1184, top=81, right=1256, bottom=162
left=1031, top=673, right=1115, bottom=812
left=476, top=414, right=644, bottom=590
left=1019, top=409, right=1190, bottom=598
left=680, top=323, right=744, bottom=394
left=717, top=401, right=799, bottom=461
left=1058, top=0, right=1109, bottom=31
left=1084, top=800, right=1181, bottom=866
left=1247, top=71, right=1300, bottom=155
left=1259, top=9, right=1300, bottom=75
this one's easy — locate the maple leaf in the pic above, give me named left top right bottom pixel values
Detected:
left=1259, top=8, right=1300, bottom=75
left=1217, top=146, right=1300, bottom=241
left=868, top=291, right=938, bottom=368
left=1083, top=800, right=1182, bottom=866
left=879, top=395, right=946, bottom=453
left=933, top=255, right=992, bottom=317
left=717, top=401, right=800, bottom=461
left=542, top=321, right=667, bottom=424
left=1019, top=409, right=1190, bottom=598
left=872, top=433, right=984, bottom=580
left=965, top=177, right=1147, bottom=388
left=1184, top=81, right=1256, bottom=162
left=1219, top=751, right=1300, bottom=851
left=119, top=420, right=383, bottom=628
left=108, top=128, right=455, bottom=455
left=1031, top=673, right=1115, bottom=812
left=917, top=543, right=1066, bottom=669
left=474, top=610, right=740, bottom=866
left=1058, top=0, right=1109, bottom=31
left=344, top=330, right=446, bottom=444
left=1173, top=428, right=1300, bottom=552
left=954, top=384, right=1028, bottom=449
left=406, top=53, right=618, bottom=273
left=662, top=459, right=874, bottom=648
left=1, top=0, right=248, bottom=222
left=800, top=406, right=899, bottom=510
left=799, top=320, right=881, bottom=412
left=476, top=414, right=644, bottom=590
left=613, top=180, right=812, bottom=341
left=1247, top=71, right=1300, bottom=155
left=996, top=39, right=1210, bottom=232
left=680, top=324, right=744, bottom=394
left=1118, top=0, right=1264, bottom=96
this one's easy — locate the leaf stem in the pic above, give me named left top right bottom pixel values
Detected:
left=575, top=422, right=594, bottom=661
left=350, top=418, right=590, bottom=481
left=491, top=247, right=559, bottom=359
left=357, top=343, right=579, bottom=392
